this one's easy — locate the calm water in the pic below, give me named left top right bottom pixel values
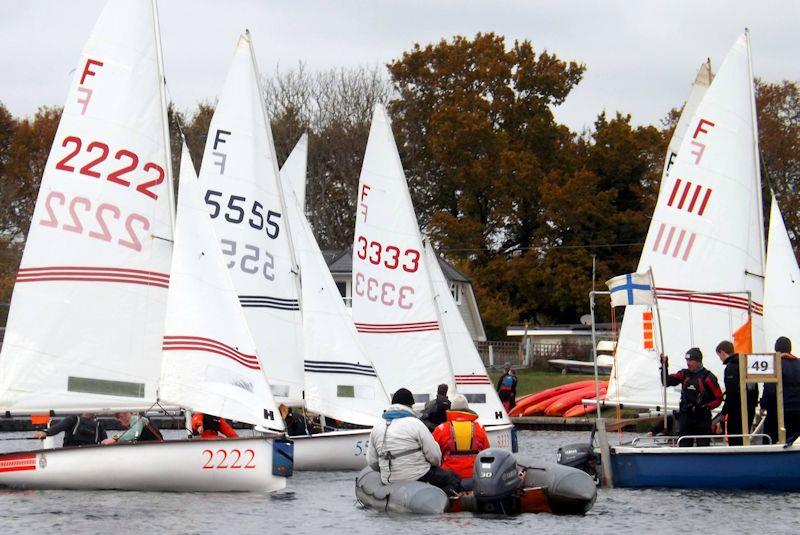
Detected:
left=1, top=430, right=799, bottom=534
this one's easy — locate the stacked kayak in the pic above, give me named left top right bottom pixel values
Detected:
left=510, top=381, right=607, bottom=417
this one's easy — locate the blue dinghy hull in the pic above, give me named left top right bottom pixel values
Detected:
left=610, top=444, right=800, bottom=490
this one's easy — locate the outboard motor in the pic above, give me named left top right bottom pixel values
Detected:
left=472, top=448, right=523, bottom=514
left=556, top=442, right=599, bottom=481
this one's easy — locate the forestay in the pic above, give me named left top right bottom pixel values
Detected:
left=424, top=242, right=510, bottom=426
left=763, top=196, right=800, bottom=351
left=279, top=136, right=388, bottom=425
left=352, top=105, right=456, bottom=402
left=159, top=145, right=284, bottom=431
left=0, top=0, right=173, bottom=413
left=198, top=33, right=304, bottom=403
left=607, top=34, right=765, bottom=409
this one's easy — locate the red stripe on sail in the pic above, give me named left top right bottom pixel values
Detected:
left=16, top=266, right=169, bottom=288
left=652, top=223, right=666, bottom=252
left=698, top=188, right=712, bottom=215
left=355, top=321, right=440, bottom=334
left=687, top=184, right=702, bottom=213
left=667, top=179, right=682, bottom=207
left=655, top=286, right=764, bottom=316
left=681, top=233, right=696, bottom=261
left=662, top=226, right=676, bottom=255
left=15, top=275, right=169, bottom=289
left=163, top=336, right=259, bottom=365
left=672, top=229, right=686, bottom=258
left=677, top=181, right=692, bottom=209
left=18, top=266, right=169, bottom=281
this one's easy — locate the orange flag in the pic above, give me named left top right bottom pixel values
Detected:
left=733, top=318, right=753, bottom=354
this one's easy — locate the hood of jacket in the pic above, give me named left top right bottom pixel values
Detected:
left=382, top=403, right=418, bottom=422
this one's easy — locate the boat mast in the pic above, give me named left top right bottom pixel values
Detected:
left=152, top=0, right=176, bottom=230
left=745, top=29, right=766, bottom=273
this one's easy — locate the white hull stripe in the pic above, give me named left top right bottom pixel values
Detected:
left=354, top=321, right=439, bottom=334
left=304, top=360, right=377, bottom=377
left=16, top=266, right=169, bottom=289
left=163, top=335, right=261, bottom=370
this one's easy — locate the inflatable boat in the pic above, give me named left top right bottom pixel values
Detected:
left=355, top=448, right=596, bottom=515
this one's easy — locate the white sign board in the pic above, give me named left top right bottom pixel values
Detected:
left=747, top=354, right=775, bottom=376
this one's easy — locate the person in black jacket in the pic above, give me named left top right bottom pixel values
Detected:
left=761, top=336, right=800, bottom=443
left=716, top=340, right=758, bottom=445
left=496, top=363, right=518, bottom=412
left=660, top=348, right=723, bottom=446
left=422, top=384, right=451, bottom=431
left=33, top=413, right=107, bottom=446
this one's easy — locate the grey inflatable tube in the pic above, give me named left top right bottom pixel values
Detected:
left=355, top=457, right=596, bottom=515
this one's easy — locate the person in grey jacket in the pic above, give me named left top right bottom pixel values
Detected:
left=367, top=388, right=462, bottom=496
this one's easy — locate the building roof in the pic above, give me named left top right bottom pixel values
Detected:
left=324, top=247, right=471, bottom=283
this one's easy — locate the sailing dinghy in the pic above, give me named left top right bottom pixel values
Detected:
left=198, top=35, right=386, bottom=470
left=352, top=106, right=514, bottom=449
left=278, top=135, right=390, bottom=470
left=566, top=33, right=800, bottom=491
left=0, top=0, right=290, bottom=492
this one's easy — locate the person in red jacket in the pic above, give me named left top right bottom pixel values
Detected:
left=432, top=394, right=490, bottom=479
left=191, top=412, right=238, bottom=440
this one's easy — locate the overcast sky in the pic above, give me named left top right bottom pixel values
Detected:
left=2, top=1, right=798, bottom=133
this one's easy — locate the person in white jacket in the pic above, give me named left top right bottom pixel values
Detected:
left=367, top=387, right=462, bottom=496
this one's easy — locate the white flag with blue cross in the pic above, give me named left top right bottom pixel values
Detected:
left=606, top=272, right=654, bottom=307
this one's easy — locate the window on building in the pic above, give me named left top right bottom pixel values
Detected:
left=335, top=280, right=351, bottom=307
left=449, top=282, right=462, bottom=305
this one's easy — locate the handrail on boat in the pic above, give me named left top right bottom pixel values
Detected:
left=630, top=434, right=772, bottom=447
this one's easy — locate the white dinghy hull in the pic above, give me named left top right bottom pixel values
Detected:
left=292, top=429, right=371, bottom=471
left=0, top=437, right=287, bottom=492
left=485, top=423, right=516, bottom=451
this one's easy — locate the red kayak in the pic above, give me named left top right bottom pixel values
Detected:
left=563, top=394, right=606, bottom=418
left=544, top=386, right=604, bottom=417
left=509, top=380, right=598, bottom=416
left=522, top=382, right=607, bottom=416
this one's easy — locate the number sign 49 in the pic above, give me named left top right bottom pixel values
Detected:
left=747, top=354, right=775, bottom=376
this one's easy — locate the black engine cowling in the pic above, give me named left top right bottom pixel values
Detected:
left=471, top=448, right=522, bottom=514
left=556, top=442, right=599, bottom=479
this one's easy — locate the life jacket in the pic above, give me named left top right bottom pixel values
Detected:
left=498, top=374, right=514, bottom=392
left=680, top=368, right=712, bottom=412
left=447, top=420, right=481, bottom=456
left=63, top=416, right=103, bottom=447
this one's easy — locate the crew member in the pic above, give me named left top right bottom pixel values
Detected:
left=421, top=384, right=451, bottom=431
left=432, top=394, right=490, bottom=479
left=761, top=336, right=800, bottom=443
left=101, top=412, right=163, bottom=445
left=496, top=363, right=517, bottom=412
left=279, top=404, right=309, bottom=436
left=33, top=413, right=107, bottom=447
left=367, top=388, right=461, bottom=496
left=191, top=412, right=238, bottom=440
left=716, top=340, right=758, bottom=445
left=660, top=348, right=723, bottom=446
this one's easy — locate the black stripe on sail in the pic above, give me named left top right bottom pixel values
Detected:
left=304, top=360, right=375, bottom=371
left=239, top=295, right=300, bottom=310
left=304, top=368, right=378, bottom=377
left=304, top=360, right=377, bottom=377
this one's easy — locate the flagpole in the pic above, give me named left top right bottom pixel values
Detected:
left=648, top=267, right=669, bottom=429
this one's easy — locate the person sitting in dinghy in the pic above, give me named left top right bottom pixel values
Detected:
left=432, top=394, right=490, bottom=480
left=191, top=412, right=238, bottom=440
left=100, top=412, right=163, bottom=445
left=367, top=388, right=462, bottom=496
left=421, top=383, right=451, bottom=431
left=660, top=348, right=723, bottom=447
left=761, top=336, right=800, bottom=443
left=32, top=413, right=107, bottom=447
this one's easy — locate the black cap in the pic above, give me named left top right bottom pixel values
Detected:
left=775, top=336, right=792, bottom=353
left=391, top=388, right=415, bottom=407
left=685, top=347, right=703, bottom=361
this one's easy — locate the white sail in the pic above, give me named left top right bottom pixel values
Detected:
left=198, top=33, right=305, bottom=403
left=662, top=61, right=713, bottom=180
left=607, top=34, right=765, bottom=409
left=282, top=134, right=308, bottom=213
left=352, top=105, right=455, bottom=402
left=763, top=196, right=800, bottom=351
left=0, top=0, right=173, bottom=413
left=279, top=135, right=388, bottom=425
left=424, top=242, right=511, bottom=426
left=159, top=145, right=284, bottom=431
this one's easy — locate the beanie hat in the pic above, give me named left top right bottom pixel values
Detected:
left=685, top=347, right=703, bottom=361
left=391, top=388, right=415, bottom=407
left=451, top=394, right=469, bottom=411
